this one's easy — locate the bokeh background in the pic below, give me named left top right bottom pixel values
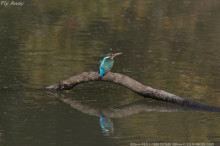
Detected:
left=0, top=0, right=219, bottom=145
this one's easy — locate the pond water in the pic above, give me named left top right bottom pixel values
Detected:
left=0, top=0, right=220, bottom=145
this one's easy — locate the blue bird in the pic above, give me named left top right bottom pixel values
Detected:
left=99, top=53, right=122, bottom=77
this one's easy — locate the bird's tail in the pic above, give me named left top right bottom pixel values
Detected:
left=99, top=69, right=104, bottom=77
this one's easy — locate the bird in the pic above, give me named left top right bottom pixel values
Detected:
left=99, top=53, right=122, bottom=77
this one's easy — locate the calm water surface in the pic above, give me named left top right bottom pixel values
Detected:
left=0, top=0, right=220, bottom=145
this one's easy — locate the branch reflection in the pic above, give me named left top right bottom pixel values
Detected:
left=45, top=91, right=208, bottom=136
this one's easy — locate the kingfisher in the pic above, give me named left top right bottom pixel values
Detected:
left=99, top=53, right=122, bottom=77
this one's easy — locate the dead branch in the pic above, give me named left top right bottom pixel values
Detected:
left=43, top=72, right=220, bottom=112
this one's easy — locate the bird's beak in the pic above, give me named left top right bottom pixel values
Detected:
left=112, top=53, right=122, bottom=57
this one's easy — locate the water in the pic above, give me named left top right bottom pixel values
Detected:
left=0, top=0, right=220, bottom=145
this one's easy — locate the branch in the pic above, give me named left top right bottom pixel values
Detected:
left=43, top=72, right=220, bottom=112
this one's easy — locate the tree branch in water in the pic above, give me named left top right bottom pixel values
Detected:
left=43, top=72, right=220, bottom=112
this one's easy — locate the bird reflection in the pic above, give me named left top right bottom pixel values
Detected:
left=99, top=114, right=114, bottom=136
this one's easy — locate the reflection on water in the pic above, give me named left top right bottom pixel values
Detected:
left=99, top=115, right=114, bottom=136
left=0, top=0, right=220, bottom=145
left=49, top=91, right=219, bottom=140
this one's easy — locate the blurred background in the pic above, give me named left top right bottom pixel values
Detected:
left=0, top=0, right=219, bottom=145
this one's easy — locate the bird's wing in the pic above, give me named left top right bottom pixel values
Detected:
left=99, top=57, right=107, bottom=69
left=101, top=58, right=114, bottom=72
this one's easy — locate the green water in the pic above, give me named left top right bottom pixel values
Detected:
left=0, top=0, right=219, bottom=145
